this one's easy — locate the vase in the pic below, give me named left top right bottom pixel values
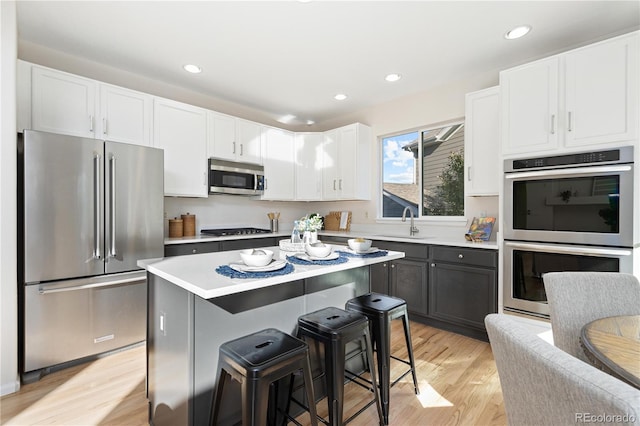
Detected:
left=303, top=230, right=318, bottom=244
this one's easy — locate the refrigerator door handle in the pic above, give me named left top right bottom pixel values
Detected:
left=93, top=154, right=102, bottom=261
left=38, top=276, right=144, bottom=295
left=108, top=155, right=117, bottom=259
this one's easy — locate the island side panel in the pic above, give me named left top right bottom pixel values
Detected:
left=148, top=273, right=194, bottom=426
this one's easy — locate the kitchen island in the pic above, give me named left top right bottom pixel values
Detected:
left=138, top=245, right=404, bottom=426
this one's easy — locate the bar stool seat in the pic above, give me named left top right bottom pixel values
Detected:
left=296, top=306, right=384, bottom=426
left=346, top=293, right=419, bottom=424
left=210, top=328, right=318, bottom=426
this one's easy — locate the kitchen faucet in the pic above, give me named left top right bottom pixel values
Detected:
left=401, top=206, right=419, bottom=236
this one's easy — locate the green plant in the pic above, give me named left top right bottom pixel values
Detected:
left=423, top=150, right=464, bottom=216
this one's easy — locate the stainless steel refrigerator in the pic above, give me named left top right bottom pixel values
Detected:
left=18, top=130, right=164, bottom=381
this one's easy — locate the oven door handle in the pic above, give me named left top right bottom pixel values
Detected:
left=504, top=241, right=632, bottom=257
left=505, top=165, right=632, bottom=180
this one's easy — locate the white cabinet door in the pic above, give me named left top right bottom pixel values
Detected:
left=153, top=98, right=208, bottom=197
left=465, top=86, right=500, bottom=196
left=236, top=119, right=262, bottom=164
left=321, top=129, right=340, bottom=200
left=321, top=124, right=371, bottom=200
left=31, top=66, right=97, bottom=138
left=294, top=133, right=323, bottom=201
left=99, top=84, right=152, bottom=146
left=208, top=111, right=237, bottom=161
left=262, top=127, right=295, bottom=200
left=564, top=34, right=638, bottom=147
left=501, top=57, right=559, bottom=155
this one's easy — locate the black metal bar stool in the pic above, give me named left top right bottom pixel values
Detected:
left=345, top=293, right=420, bottom=424
left=210, top=328, right=318, bottom=426
left=296, top=306, right=384, bottom=426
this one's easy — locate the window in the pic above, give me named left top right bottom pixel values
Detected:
left=381, top=121, right=465, bottom=218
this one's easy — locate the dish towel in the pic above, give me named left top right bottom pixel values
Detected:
left=286, top=254, right=349, bottom=266
left=215, top=262, right=295, bottom=279
left=336, top=250, right=389, bottom=258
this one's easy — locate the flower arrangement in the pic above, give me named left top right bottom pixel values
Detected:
left=296, top=213, right=323, bottom=232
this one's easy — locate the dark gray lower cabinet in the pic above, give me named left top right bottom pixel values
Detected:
left=390, top=259, right=428, bottom=315
left=428, top=246, right=498, bottom=338
left=164, top=237, right=278, bottom=257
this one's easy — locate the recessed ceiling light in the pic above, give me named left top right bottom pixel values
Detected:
left=277, top=114, right=296, bottom=124
left=504, top=25, right=532, bottom=40
left=334, top=93, right=347, bottom=101
left=183, top=64, right=202, bottom=74
left=306, top=120, right=315, bottom=126
left=385, top=73, right=402, bottom=82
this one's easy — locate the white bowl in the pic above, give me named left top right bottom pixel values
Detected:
left=239, top=249, right=274, bottom=267
left=348, top=238, right=372, bottom=252
left=305, top=242, right=332, bottom=258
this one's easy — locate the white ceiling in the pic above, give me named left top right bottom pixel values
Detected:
left=16, top=1, right=640, bottom=128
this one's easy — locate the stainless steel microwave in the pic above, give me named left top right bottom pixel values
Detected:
left=209, top=158, right=264, bottom=196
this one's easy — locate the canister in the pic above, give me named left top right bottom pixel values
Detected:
left=182, top=213, right=196, bottom=237
left=169, top=218, right=184, bottom=238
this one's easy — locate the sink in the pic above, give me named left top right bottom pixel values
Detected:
left=373, top=234, right=435, bottom=240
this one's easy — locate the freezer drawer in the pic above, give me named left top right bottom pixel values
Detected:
left=23, top=272, right=147, bottom=373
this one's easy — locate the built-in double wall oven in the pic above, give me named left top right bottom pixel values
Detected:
left=503, top=146, right=635, bottom=318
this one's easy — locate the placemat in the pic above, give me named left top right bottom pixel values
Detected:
left=336, top=250, right=389, bottom=258
left=286, top=254, right=349, bottom=266
left=215, top=262, right=295, bottom=279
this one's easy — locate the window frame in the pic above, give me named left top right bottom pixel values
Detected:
left=378, top=118, right=467, bottom=224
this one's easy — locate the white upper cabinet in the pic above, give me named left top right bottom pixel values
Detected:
left=261, top=127, right=295, bottom=200
left=99, top=84, right=152, bottom=146
left=208, top=112, right=262, bottom=164
left=294, top=133, right=323, bottom=201
left=154, top=97, right=208, bottom=197
left=465, top=86, right=500, bottom=196
left=501, top=31, right=638, bottom=156
left=31, top=65, right=98, bottom=138
left=322, top=123, right=372, bottom=200
left=24, top=61, right=152, bottom=146
left=563, top=34, right=638, bottom=147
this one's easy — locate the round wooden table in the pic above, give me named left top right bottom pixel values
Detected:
left=581, top=315, right=640, bottom=389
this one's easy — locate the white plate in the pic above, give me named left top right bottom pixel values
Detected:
left=294, top=252, right=340, bottom=262
left=343, top=247, right=380, bottom=255
left=228, top=259, right=287, bottom=273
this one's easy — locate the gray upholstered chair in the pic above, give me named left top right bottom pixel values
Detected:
left=485, top=314, right=640, bottom=426
left=543, top=271, right=640, bottom=362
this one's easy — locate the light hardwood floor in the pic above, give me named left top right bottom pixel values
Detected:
left=0, top=321, right=506, bottom=425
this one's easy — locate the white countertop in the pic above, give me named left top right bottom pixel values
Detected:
left=139, top=245, right=405, bottom=300
left=164, top=230, right=499, bottom=250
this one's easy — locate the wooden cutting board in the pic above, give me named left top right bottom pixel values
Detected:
left=324, top=211, right=351, bottom=231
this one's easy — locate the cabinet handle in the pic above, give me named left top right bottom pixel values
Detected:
left=391, top=264, right=395, bottom=268
left=264, top=177, right=268, bottom=190
left=458, top=254, right=464, bottom=259
left=467, top=166, right=471, bottom=181
left=383, top=263, right=387, bottom=268
left=240, top=144, right=244, bottom=156
left=339, top=179, right=342, bottom=190
left=333, top=179, right=336, bottom=190
left=89, top=115, right=94, bottom=132
left=103, top=117, right=108, bottom=135
left=431, top=263, right=435, bottom=267
left=203, top=172, right=207, bottom=186
left=192, top=249, right=197, bottom=254
left=567, top=111, right=573, bottom=132
left=233, top=142, right=236, bottom=154
left=550, top=114, right=556, bottom=135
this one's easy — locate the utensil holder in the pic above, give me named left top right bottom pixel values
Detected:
left=270, top=219, right=278, bottom=233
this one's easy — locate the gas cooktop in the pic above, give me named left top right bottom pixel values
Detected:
left=200, top=227, right=272, bottom=237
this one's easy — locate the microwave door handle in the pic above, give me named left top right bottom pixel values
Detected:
left=504, top=242, right=632, bottom=257
left=505, top=165, right=632, bottom=180
left=254, top=174, right=258, bottom=191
